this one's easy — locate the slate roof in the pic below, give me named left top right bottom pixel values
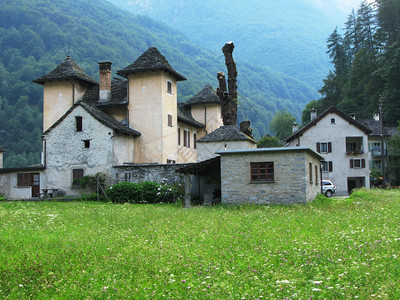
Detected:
left=177, top=103, right=205, bottom=128
left=197, top=125, right=256, bottom=143
left=357, top=119, right=398, bottom=137
left=43, top=101, right=140, bottom=137
left=81, top=79, right=128, bottom=108
left=117, top=47, right=186, bottom=81
left=33, top=56, right=98, bottom=85
left=184, top=84, right=220, bottom=106
left=285, top=106, right=372, bottom=143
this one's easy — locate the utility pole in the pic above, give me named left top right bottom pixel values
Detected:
left=379, top=97, right=386, bottom=186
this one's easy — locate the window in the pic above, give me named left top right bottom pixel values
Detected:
left=309, top=163, right=313, bottom=183
left=178, top=128, right=181, bottom=145
left=331, top=118, right=336, bottom=124
left=350, top=159, right=366, bottom=169
left=194, top=133, right=197, bottom=149
left=75, top=116, right=82, bottom=132
left=168, top=114, right=173, bottom=127
left=184, top=130, right=190, bottom=148
left=167, top=159, right=176, bottom=164
left=321, top=161, right=333, bottom=172
left=17, top=173, right=31, bottom=187
left=316, top=142, right=332, bottom=153
left=72, top=169, right=84, bottom=187
left=83, top=140, right=90, bottom=148
left=346, top=142, right=357, bottom=152
left=315, top=165, right=318, bottom=184
left=167, top=81, right=172, bottom=94
left=250, top=162, right=274, bottom=182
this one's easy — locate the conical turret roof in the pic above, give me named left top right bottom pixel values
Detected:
left=33, top=56, right=97, bottom=85
left=117, top=47, right=186, bottom=81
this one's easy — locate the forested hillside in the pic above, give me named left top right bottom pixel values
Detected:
left=302, top=0, right=400, bottom=126
left=0, top=0, right=317, bottom=167
left=107, top=0, right=351, bottom=91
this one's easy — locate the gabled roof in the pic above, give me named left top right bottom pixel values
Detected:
left=43, top=101, right=140, bottom=137
left=358, top=119, right=398, bottom=137
left=285, top=106, right=372, bottom=143
left=197, top=125, right=256, bottom=143
left=81, top=79, right=128, bottom=108
left=117, top=47, right=186, bottom=81
left=33, top=56, right=98, bottom=85
left=177, top=103, right=205, bottom=128
left=183, top=84, right=220, bottom=106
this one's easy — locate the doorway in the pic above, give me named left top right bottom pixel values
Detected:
left=347, top=177, right=365, bottom=194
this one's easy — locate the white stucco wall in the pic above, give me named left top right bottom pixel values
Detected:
left=197, top=140, right=257, bottom=162
left=44, top=105, right=115, bottom=196
left=287, top=112, right=370, bottom=195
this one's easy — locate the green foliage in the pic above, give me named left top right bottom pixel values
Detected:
left=388, top=126, right=400, bottom=185
left=0, top=0, right=319, bottom=166
left=105, top=181, right=182, bottom=204
left=79, top=193, right=100, bottom=202
left=0, top=195, right=6, bottom=201
left=268, top=110, right=297, bottom=140
left=304, top=0, right=400, bottom=126
left=1, top=189, right=400, bottom=298
left=74, top=172, right=106, bottom=189
left=257, top=135, right=282, bottom=148
left=370, top=167, right=383, bottom=187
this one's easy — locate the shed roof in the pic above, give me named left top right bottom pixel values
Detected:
left=33, top=56, right=98, bottom=85
left=117, top=47, right=186, bottom=81
left=184, top=84, right=220, bottom=106
left=197, top=125, right=256, bottom=143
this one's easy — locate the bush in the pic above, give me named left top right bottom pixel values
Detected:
left=79, top=193, right=100, bottom=201
left=105, top=181, right=183, bottom=204
left=0, top=195, right=6, bottom=201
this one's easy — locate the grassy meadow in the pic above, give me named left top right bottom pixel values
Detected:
left=0, top=188, right=399, bottom=299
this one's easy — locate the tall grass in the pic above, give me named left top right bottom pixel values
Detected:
left=0, top=188, right=399, bottom=298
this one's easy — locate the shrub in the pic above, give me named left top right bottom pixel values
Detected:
left=105, top=181, right=183, bottom=204
left=0, top=195, right=6, bottom=201
left=80, top=193, right=100, bottom=201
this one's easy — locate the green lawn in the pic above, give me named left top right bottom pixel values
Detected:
left=1, top=189, right=399, bottom=299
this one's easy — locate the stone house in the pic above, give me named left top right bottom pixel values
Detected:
left=216, top=147, right=323, bottom=204
left=0, top=47, right=223, bottom=199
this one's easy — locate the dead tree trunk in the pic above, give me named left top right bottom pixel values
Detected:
left=217, top=42, right=238, bottom=126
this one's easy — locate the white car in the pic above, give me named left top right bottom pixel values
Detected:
left=322, top=180, right=337, bottom=197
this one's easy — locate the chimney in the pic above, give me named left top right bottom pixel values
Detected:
left=310, top=108, right=317, bottom=121
left=292, top=122, right=298, bottom=133
left=349, top=113, right=356, bottom=120
left=98, top=62, right=112, bottom=102
left=373, top=113, right=379, bottom=121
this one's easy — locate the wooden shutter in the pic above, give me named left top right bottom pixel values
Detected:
left=316, top=142, right=320, bottom=153
left=350, top=159, right=354, bottom=168
left=329, top=161, right=333, bottom=172
left=361, top=159, right=366, bottom=168
left=178, top=128, right=181, bottom=145
left=328, top=142, right=332, bottom=153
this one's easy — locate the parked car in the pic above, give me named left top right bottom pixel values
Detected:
left=322, top=180, right=337, bottom=197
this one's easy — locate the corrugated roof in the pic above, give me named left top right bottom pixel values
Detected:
left=33, top=56, right=98, bottom=85
left=117, top=47, right=186, bottom=81
left=184, top=84, right=220, bottom=106
left=197, top=125, right=256, bottom=143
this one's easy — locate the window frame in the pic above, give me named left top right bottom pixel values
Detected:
left=17, top=173, right=31, bottom=187
left=250, top=162, right=274, bottom=183
left=83, top=139, right=90, bottom=149
left=184, top=130, right=190, bottom=148
left=75, top=116, right=83, bottom=132
left=72, top=168, right=84, bottom=187
left=167, top=80, right=172, bottom=94
left=168, top=114, right=173, bottom=127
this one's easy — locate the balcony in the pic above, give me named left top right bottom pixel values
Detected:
left=346, top=137, right=364, bottom=156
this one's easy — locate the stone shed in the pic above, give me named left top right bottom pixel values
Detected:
left=217, top=147, right=324, bottom=205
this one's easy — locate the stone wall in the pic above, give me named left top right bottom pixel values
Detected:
left=220, top=148, right=321, bottom=205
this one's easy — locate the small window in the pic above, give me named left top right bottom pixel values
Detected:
left=309, top=163, right=313, bottom=183
left=168, top=114, right=173, bottom=127
left=76, top=116, right=82, bottom=132
left=321, top=161, right=333, bottom=172
left=17, top=173, right=31, bottom=187
left=194, top=133, right=197, bottom=149
left=83, top=140, right=90, bottom=149
left=315, top=165, right=318, bottom=184
left=184, top=130, right=190, bottom=148
left=331, top=118, right=336, bottom=124
left=350, top=159, right=366, bottom=169
left=178, top=128, right=181, bottom=145
left=167, top=159, right=176, bottom=164
left=167, top=81, right=172, bottom=94
left=250, top=162, right=274, bottom=182
left=316, top=142, right=332, bottom=153
left=72, top=169, right=84, bottom=187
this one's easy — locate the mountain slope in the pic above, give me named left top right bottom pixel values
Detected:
left=0, top=0, right=317, bottom=167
